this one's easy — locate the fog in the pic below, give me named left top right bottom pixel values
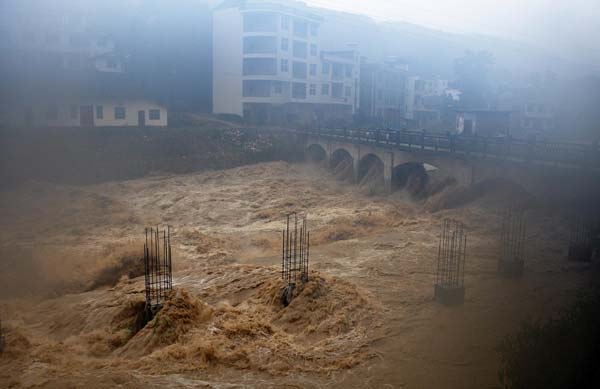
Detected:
left=306, top=0, right=600, bottom=67
left=1, top=1, right=600, bottom=388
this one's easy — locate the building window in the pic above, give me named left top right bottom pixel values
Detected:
left=321, top=83, right=329, bottom=95
left=69, top=105, right=78, bottom=119
left=149, top=109, right=160, bottom=120
left=310, top=43, right=317, bottom=56
left=244, top=13, right=277, bottom=33
left=281, top=38, right=288, bottom=51
left=293, top=20, right=308, bottom=37
left=273, top=81, right=283, bottom=94
left=345, top=64, right=353, bottom=78
left=115, top=106, right=126, bottom=120
left=332, top=63, right=344, bottom=80
left=97, top=37, right=108, bottom=47
left=280, top=59, right=288, bottom=72
left=332, top=83, right=343, bottom=99
left=322, top=62, right=330, bottom=75
left=281, top=16, right=290, bottom=30
left=309, top=84, right=316, bottom=96
left=96, top=105, right=103, bottom=119
left=309, top=63, right=317, bottom=76
left=292, top=40, right=307, bottom=59
left=292, top=61, right=307, bottom=79
left=310, top=23, right=319, bottom=36
left=243, top=80, right=271, bottom=97
left=345, top=86, right=352, bottom=97
left=243, top=36, right=277, bottom=54
left=243, top=58, right=277, bottom=76
left=292, top=82, right=306, bottom=99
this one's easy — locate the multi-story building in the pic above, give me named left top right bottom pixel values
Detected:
left=0, top=2, right=167, bottom=128
left=359, top=58, right=408, bottom=128
left=404, top=76, right=457, bottom=129
left=212, top=0, right=360, bottom=126
left=0, top=4, right=120, bottom=74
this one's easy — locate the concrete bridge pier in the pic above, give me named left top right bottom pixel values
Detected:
left=381, top=151, right=394, bottom=194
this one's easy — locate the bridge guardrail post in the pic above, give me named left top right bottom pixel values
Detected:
left=421, top=130, right=426, bottom=150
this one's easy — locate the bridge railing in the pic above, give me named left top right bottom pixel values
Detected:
left=300, top=128, right=600, bottom=169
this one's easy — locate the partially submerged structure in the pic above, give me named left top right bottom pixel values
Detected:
left=281, top=212, right=310, bottom=306
left=144, top=226, right=173, bottom=317
left=498, top=208, right=526, bottom=277
left=568, top=219, right=594, bottom=262
left=435, top=219, right=466, bottom=305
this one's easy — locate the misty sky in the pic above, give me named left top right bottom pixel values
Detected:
left=304, top=0, right=600, bottom=58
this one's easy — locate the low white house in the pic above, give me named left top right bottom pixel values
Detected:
left=1, top=99, right=168, bottom=128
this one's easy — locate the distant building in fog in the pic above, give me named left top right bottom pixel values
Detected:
left=212, top=0, right=360, bottom=126
left=405, top=76, right=458, bottom=129
left=0, top=3, right=167, bottom=128
left=455, top=109, right=511, bottom=137
left=359, top=58, right=408, bottom=128
left=506, top=89, right=556, bottom=137
left=0, top=6, right=122, bottom=73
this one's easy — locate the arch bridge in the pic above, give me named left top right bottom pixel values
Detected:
left=302, top=128, right=600, bottom=195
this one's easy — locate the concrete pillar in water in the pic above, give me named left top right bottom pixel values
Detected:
left=383, top=151, right=394, bottom=194
left=351, top=144, right=361, bottom=184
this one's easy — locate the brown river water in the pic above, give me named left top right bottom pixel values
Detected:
left=0, top=161, right=593, bottom=388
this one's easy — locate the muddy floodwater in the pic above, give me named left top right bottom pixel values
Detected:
left=0, top=161, right=594, bottom=388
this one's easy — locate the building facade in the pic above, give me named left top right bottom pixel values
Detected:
left=0, top=99, right=168, bottom=128
left=212, top=0, right=360, bottom=126
left=404, top=76, right=458, bottom=129
left=456, top=109, right=511, bottom=137
left=0, top=2, right=168, bottom=128
left=359, top=58, right=408, bottom=128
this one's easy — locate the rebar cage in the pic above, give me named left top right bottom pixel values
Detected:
left=568, top=218, right=594, bottom=262
left=501, top=208, right=527, bottom=263
left=144, top=226, right=173, bottom=309
left=281, top=212, right=310, bottom=301
left=436, top=219, right=466, bottom=289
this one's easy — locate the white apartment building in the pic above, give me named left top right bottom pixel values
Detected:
left=212, top=0, right=360, bottom=125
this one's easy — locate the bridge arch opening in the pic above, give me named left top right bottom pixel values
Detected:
left=358, top=153, right=385, bottom=193
left=330, top=148, right=354, bottom=181
left=392, top=162, right=429, bottom=196
left=306, top=144, right=327, bottom=164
